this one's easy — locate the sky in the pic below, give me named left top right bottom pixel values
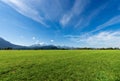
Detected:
left=0, top=0, right=120, bottom=47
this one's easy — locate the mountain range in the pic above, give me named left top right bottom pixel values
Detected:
left=0, top=37, right=24, bottom=49
left=0, top=37, right=66, bottom=50
left=0, top=37, right=119, bottom=50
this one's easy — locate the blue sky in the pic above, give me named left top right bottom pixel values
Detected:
left=0, top=0, right=120, bottom=47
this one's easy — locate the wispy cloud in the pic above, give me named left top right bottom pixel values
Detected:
left=75, top=2, right=108, bottom=28
left=119, top=6, right=120, bottom=10
left=91, top=15, right=120, bottom=33
left=1, top=0, right=48, bottom=27
left=79, top=15, right=120, bottom=37
left=60, top=0, right=89, bottom=27
left=39, top=0, right=63, bottom=20
left=60, top=13, right=73, bottom=27
left=65, top=31, right=120, bottom=47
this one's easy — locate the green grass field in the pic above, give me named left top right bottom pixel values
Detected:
left=0, top=50, right=120, bottom=81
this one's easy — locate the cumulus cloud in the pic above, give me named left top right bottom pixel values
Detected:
left=32, top=37, right=45, bottom=45
left=39, top=42, right=45, bottom=45
left=35, top=40, right=39, bottom=44
left=65, top=31, right=120, bottom=47
left=34, top=40, right=45, bottom=45
left=50, top=40, right=54, bottom=42
left=32, top=37, right=36, bottom=40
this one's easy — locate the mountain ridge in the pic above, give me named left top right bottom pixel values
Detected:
left=0, top=37, right=25, bottom=49
left=0, top=37, right=61, bottom=49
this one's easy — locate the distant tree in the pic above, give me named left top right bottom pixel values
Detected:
left=4, top=47, right=12, bottom=50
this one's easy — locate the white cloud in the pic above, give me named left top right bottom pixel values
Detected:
left=39, top=0, right=63, bottom=21
left=1, top=0, right=48, bottom=27
left=75, top=2, right=108, bottom=28
left=32, top=37, right=35, bottom=40
left=65, top=31, right=120, bottom=48
left=50, top=40, right=54, bottom=42
left=60, top=13, right=73, bottom=27
left=39, top=42, right=45, bottom=45
left=60, top=0, right=89, bottom=27
left=80, top=15, right=120, bottom=37
left=35, top=40, right=39, bottom=44
left=34, top=39, right=45, bottom=45
left=91, top=15, right=120, bottom=33
left=75, top=18, right=84, bottom=28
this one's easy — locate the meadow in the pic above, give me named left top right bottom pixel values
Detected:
left=0, top=50, right=120, bottom=81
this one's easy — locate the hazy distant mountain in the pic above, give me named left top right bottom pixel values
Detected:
left=0, top=37, right=58, bottom=49
left=30, top=44, right=58, bottom=49
left=0, top=37, right=24, bottom=49
left=30, top=44, right=73, bottom=50
left=0, top=37, right=72, bottom=50
left=30, top=44, right=43, bottom=47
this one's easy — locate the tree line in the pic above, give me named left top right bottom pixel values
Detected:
left=0, top=47, right=120, bottom=50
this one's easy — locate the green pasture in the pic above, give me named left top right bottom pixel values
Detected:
left=0, top=50, right=120, bottom=81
